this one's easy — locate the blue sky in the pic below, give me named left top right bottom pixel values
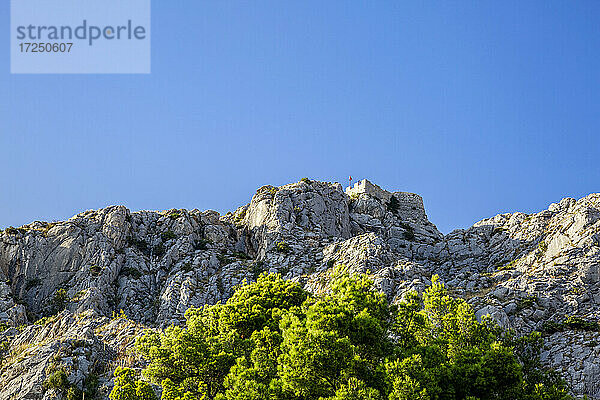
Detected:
left=1, top=1, right=599, bottom=233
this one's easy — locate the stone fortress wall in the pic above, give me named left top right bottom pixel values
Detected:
left=345, top=179, right=427, bottom=221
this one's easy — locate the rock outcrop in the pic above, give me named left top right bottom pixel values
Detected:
left=0, top=178, right=599, bottom=399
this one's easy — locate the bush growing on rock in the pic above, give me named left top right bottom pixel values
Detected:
left=42, top=369, right=89, bottom=400
left=161, top=230, right=177, bottom=242
left=153, top=243, right=166, bottom=257
left=110, top=367, right=157, bottom=400
left=113, top=271, right=574, bottom=400
left=233, top=208, right=247, bottom=225
left=275, top=241, right=291, bottom=253
left=168, top=211, right=181, bottom=220
left=25, top=278, right=42, bottom=290
left=399, top=222, right=415, bottom=241
left=43, top=369, right=70, bottom=391
left=50, top=288, right=69, bottom=314
left=195, top=238, right=211, bottom=251
left=543, top=316, right=600, bottom=334
left=90, top=264, right=102, bottom=276
left=4, top=226, right=25, bottom=235
left=386, top=195, right=400, bottom=214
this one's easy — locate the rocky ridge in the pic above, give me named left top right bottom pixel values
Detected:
left=0, top=178, right=599, bottom=399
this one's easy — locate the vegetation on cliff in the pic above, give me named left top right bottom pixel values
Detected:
left=111, top=270, right=572, bottom=400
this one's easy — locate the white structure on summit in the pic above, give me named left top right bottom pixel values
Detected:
left=345, top=179, right=427, bottom=222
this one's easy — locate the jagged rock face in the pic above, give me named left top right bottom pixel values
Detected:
left=242, top=181, right=352, bottom=256
left=0, top=180, right=599, bottom=399
left=0, top=310, right=145, bottom=400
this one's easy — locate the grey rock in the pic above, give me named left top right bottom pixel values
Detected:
left=1, top=180, right=600, bottom=398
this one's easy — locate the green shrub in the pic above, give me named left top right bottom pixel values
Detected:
left=70, top=292, right=83, bottom=304
left=399, top=222, right=415, bottom=241
left=121, top=267, right=142, bottom=279
left=36, top=223, right=56, bottom=238
left=194, top=238, right=211, bottom=251
left=110, top=367, right=156, bottom=400
left=65, top=386, right=82, bottom=400
left=44, top=368, right=96, bottom=399
left=544, top=316, right=600, bottom=334
left=0, top=339, right=9, bottom=353
left=5, top=226, right=26, bottom=235
left=128, top=237, right=148, bottom=254
left=153, top=243, right=166, bottom=257
left=35, top=315, right=57, bottom=326
left=569, top=286, right=585, bottom=295
left=542, top=321, right=561, bottom=334
left=161, top=230, right=177, bottom=242
left=275, top=241, right=291, bottom=253
left=386, top=195, right=401, bottom=214
left=111, top=309, right=128, bottom=320
left=250, top=261, right=265, bottom=280
left=234, top=208, right=247, bottom=225
left=125, top=271, right=573, bottom=400
left=51, top=289, right=69, bottom=313
left=217, top=254, right=232, bottom=265
left=300, top=177, right=312, bottom=184
left=25, top=278, right=42, bottom=290
left=89, top=265, right=102, bottom=276
left=44, top=369, right=70, bottom=390
left=518, top=295, right=537, bottom=310
left=492, top=226, right=508, bottom=236
left=168, top=211, right=181, bottom=220
left=498, top=260, right=517, bottom=271
left=232, top=251, right=250, bottom=260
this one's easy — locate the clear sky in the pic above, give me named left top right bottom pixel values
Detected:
left=1, top=1, right=599, bottom=233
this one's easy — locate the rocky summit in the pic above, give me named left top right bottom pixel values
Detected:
left=0, top=178, right=599, bottom=399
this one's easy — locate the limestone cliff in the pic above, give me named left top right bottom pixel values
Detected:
left=0, top=179, right=599, bottom=399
